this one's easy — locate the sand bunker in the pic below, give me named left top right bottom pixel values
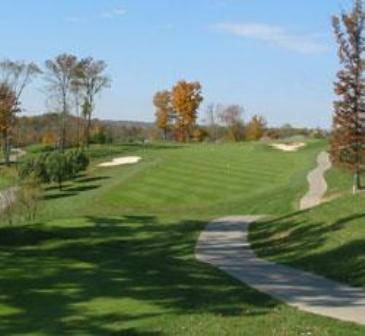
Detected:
left=98, top=156, right=142, bottom=167
left=270, top=143, right=306, bottom=152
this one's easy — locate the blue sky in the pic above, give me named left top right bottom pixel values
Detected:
left=0, top=0, right=356, bottom=128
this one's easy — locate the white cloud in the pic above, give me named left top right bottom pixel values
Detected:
left=213, top=23, right=328, bottom=54
left=102, top=8, right=128, bottom=19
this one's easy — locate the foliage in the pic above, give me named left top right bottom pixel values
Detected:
left=19, top=150, right=89, bottom=190
left=2, top=142, right=360, bottom=335
left=218, top=104, right=245, bottom=141
left=0, top=83, right=20, bottom=164
left=192, top=127, right=209, bottom=142
left=75, top=57, right=111, bottom=147
left=331, top=0, right=365, bottom=191
left=44, top=54, right=80, bottom=151
left=204, top=103, right=224, bottom=142
left=0, top=60, right=41, bottom=164
left=41, top=131, right=57, bottom=146
left=0, top=60, right=41, bottom=100
left=17, top=176, right=43, bottom=222
left=89, top=124, right=113, bottom=145
left=153, top=90, right=173, bottom=139
left=0, top=176, right=43, bottom=226
left=19, top=153, right=50, bottom=183
left=171, top=80, right=203, bottom=142
left=154, top=81, right=203, bottom=142
left=246, top=115, right=267, bottom=141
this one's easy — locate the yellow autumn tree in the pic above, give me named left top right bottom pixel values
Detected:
left=171, top=81, right=203, bottom=142
left=153, top=90, right=172, bottom=140
left=246, top=115, right=267, bottom=141
left=42, top=131, right=57, bottom=146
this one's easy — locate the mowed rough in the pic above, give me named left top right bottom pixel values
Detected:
left=1, top=142, right=365, bottom=335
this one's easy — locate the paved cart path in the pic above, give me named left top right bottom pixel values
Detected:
left=196, top=216, right=365, bottom=325
left=196, top=152, right=365, bottom=325
left=299, top=151, right=332, bottom=210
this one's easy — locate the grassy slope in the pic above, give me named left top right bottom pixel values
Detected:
left=250, top=149, right=365, bottom=289
left=0, top=141, right=364, bottom=335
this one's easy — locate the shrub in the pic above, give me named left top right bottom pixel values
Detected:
left=19, top=150, right=90, bottom=190
left=46, top=152, right=69, bottom=190
left=73, top=150, right=90, bottom=173
left=19, top=154, right=50, bottom=183
left=17, top=175, right=43, bottom=222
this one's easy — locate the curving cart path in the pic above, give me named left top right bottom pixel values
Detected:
left=299, top=151, right=332, bottom=210
left=196, top=152, right=365, bottom=325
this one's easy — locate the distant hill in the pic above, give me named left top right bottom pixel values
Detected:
left=14, top=113, right=155, bottom=146
left=101, top=120, right=154, bottom=129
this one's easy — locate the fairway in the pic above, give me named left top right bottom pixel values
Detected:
left=2, top=1, right=365, bottom=334
left=91, top=141, right=324, bottom=216
left=1, top=142, right=365, bottom=335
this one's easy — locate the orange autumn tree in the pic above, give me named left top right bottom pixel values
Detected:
left=0, top=83, right=20, bottom=165
left=331, top=0, right=365, bottom=192
left=153, top=90, right=173, bottom=140
left=171, top=81, right=203, bottom=142
left=42, top=131, right=57, bottom=146
left=246, top=115, right=267, bottom=141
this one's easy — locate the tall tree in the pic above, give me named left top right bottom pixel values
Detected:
left=44, top=54, right=79, bottom=152
left=205, top=103, right=220, bottom=142
left=218, top=104, right=245, bottom=141
left=246, top=115, right=267, bottom=141
left=71, top=77, right=83, bottom=147
left=153, top=90, right=173, bottom=140
left=0, top=60, right=41, bottom=100
left=171, top=81, right=203, bottom=142
left=0, top=84, right=20, bottom=165
left=76, top=57, right=110, bottom=147
left=0, top=60, right=41, bottom=162
left=331, top=0, right=365, bottom=193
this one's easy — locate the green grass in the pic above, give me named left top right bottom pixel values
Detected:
left=0, top=166, right=17, bottom=190
left=250, top=156, right=365, bottom=289
left=1, top=141, right=365, bottom=335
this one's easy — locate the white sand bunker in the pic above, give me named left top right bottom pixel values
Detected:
left=271, top=143, right=306, bottom=152
left=98, top=156, right=142, bottom=167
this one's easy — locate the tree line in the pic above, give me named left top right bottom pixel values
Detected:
left=0, top=54, right=110, bottom=165
left=153, top=80, right=268, bottom=142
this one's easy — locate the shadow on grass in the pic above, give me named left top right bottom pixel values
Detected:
left=65, top=185, right=101, bottom=193
left=77, top=176, right=111, bottom=184
left=43, top=180, right=103, bottom=201
left=0, top=215, right=278, bottom=335
left=250, top=211, right=365, bottom=288
left=43, top=192, right=78, bottom=200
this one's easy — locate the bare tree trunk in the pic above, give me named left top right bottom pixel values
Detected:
left=60, top=111, right=67, bottom=152
left=85, top=113, right=91, bottom=148
left=2, top=131, right=10, bottom=166
left=353, top=171, right=361, bottom=194
left=76, top=95, right=80, bottom=148
left=59, top=90, right=68, bottom=152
